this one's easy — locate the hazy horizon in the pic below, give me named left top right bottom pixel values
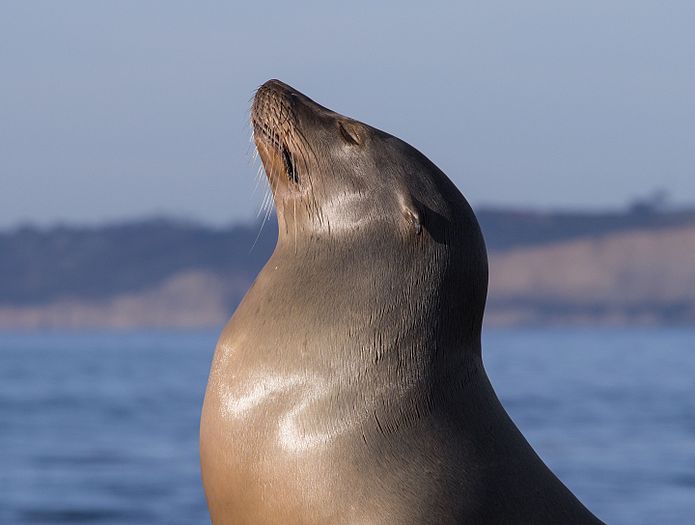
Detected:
left=2, top=1, right=694, bottom=228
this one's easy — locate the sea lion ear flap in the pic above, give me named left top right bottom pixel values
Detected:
left=397, top=189, right=423, bottom=235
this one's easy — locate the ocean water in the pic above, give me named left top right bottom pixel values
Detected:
left=1, top=329, right=693, bottom=524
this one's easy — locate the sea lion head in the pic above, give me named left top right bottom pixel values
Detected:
left=251, top=79, right=488, bottom=350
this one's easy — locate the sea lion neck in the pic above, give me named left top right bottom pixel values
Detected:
left=263, top=217, right=486, bottom=363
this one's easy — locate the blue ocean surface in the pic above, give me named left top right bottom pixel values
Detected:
left=1, top=328, right=693, bottom=524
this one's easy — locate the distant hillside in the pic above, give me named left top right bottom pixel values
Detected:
left=488, top=224, right=695, bottom=326
left=2, top=207, right=695, bottom=328
left=0, top=219, right=275, bottom=306
left=478, top=207, right=695, bottom=251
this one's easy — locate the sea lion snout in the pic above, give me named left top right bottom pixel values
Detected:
left=252, top=81, right=296, bottom=143
left=252, top=79, right=320, bottom=132
left=251, top=81, right=307, bottom=193
left=256, top=78, right=297, bottom=99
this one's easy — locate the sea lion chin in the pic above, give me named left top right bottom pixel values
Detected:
left=200, top=79, right=604, bottom=524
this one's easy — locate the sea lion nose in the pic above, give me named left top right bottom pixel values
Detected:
left=254, top=79, right=302, bottom=115
left=259, top=79, right=295, bottom=97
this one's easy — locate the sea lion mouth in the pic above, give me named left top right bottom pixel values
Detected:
left=281, top=143, right=299, bottom=184
left=252, top=83, right=304, bottom=187
left=252, top=118, right=300, bottom=185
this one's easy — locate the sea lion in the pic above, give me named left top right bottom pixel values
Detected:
left=200, top=79, right=604, bottom=524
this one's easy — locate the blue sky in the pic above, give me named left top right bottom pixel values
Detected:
left=1, top=1, right=693, bottom=227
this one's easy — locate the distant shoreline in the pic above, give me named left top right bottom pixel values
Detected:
left=2, top=208, right=695, bottom=328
